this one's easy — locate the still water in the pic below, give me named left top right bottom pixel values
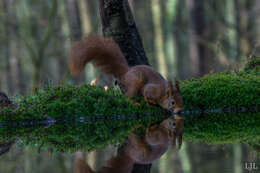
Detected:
left=0, top=120, right=259, bottom=173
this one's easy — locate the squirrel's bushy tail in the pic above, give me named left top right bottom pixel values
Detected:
left=68, top=35, right=129, bottom=78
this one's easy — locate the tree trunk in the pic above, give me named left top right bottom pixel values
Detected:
left=78, top=0, right=93, bottom=35
left=58, top=0, right=74, bottom=83
left=66, top=0, right=82, bottom=41
left=32, top=59, right=41, bottom=89
left=21, top=0, right=58, bottom=89
left=2, top=0, right=25, bottom=94
left=245, top=0, right=257, bottom=56
left=171, top=149, right=183, bottom=173
left=132, top=1, right=156, bottom=66
left=175, top=0, right=191, bottom=79
left=99, top=0, right=149, bottom=66
left=234, top=0, right=242, bottom=61
left=190, top=0, right=208, bottom=76
left=233, top=144, right=242, bottom=173
left=65, top=0, right=86, bottom=84
left=5, top=0, right=23, bottom=94
left=98, top=0, right=151, bottom=172
left=2, top=0, right=14, bottom=94
left=151, top=0, right=168, bottom=78
left=187, top=0, right=217, bottom=77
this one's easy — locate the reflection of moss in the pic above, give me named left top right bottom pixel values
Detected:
left=184, top=112, right=260, bottom=144
left=182, top=57, right=259, bottom=145
left=248, top=143, right=260, bottom=156
left=0, top=85, right=167, bottom=152
left=0, top=58, right=259, bottom=152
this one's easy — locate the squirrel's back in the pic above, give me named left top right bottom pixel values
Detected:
left=68, top=35, right=129, bottom=78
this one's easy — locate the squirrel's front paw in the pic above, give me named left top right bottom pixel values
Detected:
left=144, top=97, right=154, bottom=106
left=130, top=99, right=140, bottom=106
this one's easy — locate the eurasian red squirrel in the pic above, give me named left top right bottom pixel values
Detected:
left=68, top=35, right=183, bottom=113
left=69, top=36, right=184, bottom=173
left=74, top=116, right=184, bottom=173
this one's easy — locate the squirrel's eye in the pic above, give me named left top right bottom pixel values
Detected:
left=172, top=122, right=176, bottom=126
left=171, top=101, right=175, bottom=105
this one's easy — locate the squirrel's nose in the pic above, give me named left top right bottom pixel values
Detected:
left=174, top=107, right=183, bottom=114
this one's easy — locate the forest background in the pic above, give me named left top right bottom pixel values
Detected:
left=0, top=0, right=259, bottom=173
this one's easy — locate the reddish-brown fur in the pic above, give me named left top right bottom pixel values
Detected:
left=68, top=35, right=183, bottom=113
left=70, top=35, right=185, bottom=173
left=69, top=35, right=129, bottom=78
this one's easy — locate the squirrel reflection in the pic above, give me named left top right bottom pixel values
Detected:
left=74, top=116, right=184, bottom=173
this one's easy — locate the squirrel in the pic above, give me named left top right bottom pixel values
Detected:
left=123, top=115, right=184, bottom=164
left=68, top=35, right=183, bottom=113
left=73, top=116, right=184, bottom=173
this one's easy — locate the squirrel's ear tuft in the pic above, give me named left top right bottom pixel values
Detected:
left=172, top=135, right=177, bottom=148
left=174, top=78, right=180, bottom=92
left=178, top=135, right=182, bottom=149
left=168, top=80, right=174, bottom=95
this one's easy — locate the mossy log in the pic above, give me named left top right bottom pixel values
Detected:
left=0, top=60, right=259, bottom=152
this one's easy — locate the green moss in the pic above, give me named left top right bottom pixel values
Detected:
left=181, top=71, right=259, bottom=110
left=0, top=85, right=166, bottom=122
left=181, top=58, right=260, bottom=147
left=0, top=59, right=259, bottom=152
left=184, top=112, right=260, bottom=144
left=0, top=85, right=167, bottom=152
left=181, top=58, right=260, bottom=145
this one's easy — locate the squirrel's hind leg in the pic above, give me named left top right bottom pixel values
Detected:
left=122, top=73, right=144, bottom=105
left=125, top=134, right=151, bottom=163
left=145, top=125, right=169, bottom=146
left=143, top=84, right=162, bottom=105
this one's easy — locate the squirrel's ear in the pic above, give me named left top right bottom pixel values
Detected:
left=177, top=135, right=182, bottom=149
left=168, top=80, right=174, bottom=95
left=172, top=134, right=177, bottom=148
left=174, top=78, right=180, bottom=93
